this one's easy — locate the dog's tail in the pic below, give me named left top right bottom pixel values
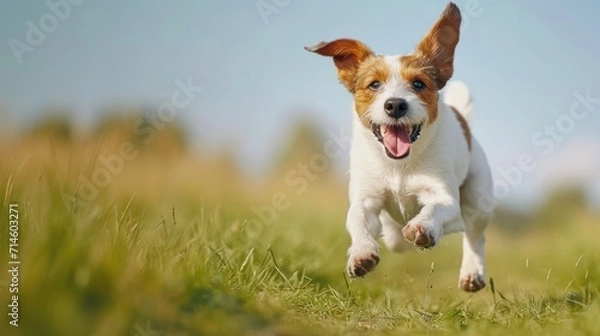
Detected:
left=443, top=81, right=474, bottom=121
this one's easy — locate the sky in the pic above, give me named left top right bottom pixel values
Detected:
left=1, top=0, right=599, bottom=208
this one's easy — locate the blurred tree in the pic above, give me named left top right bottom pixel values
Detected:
left=490, top=206, right=533, bottom=234
left=213, top=146, right=239, bottom=178
left=28, top=111, right=73, bottom=142
left=93, top=106, right=188, bottom=156
left=532, top=185, right=589, bottom=229
left=273, top=118, right=327, bottom=176
left=0, top=104, right=12, bottom=137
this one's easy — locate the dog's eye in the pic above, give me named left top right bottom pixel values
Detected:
left=412, top=80, right=426, bottom=91
left=368, top=81, right=382, bottom=90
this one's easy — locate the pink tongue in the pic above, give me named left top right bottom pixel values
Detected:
left=383, top=126, right=411, bottom=158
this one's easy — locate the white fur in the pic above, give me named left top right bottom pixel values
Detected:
left=345, top=58, right=494, bottom=291
left=444, top=80, right=474, bottom=121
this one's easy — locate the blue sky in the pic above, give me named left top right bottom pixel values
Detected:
left=1, top=0, right=599, bottom=207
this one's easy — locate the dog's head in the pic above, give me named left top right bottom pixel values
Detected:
left=305, top=3, right=461, bottom=159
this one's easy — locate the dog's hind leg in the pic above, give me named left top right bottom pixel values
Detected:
left=458, top=138, right=495, bottom=292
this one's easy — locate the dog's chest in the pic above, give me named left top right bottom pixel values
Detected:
left=383, top=175, right=422, bottom=224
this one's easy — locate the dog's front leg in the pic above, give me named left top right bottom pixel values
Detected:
left=346, top=199, right=383, bottom=277
left=402, top=183, right=461, bottom=249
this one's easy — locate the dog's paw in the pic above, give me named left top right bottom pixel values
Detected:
left=347, top=243, right=380, bottom=277
left=402, top=222, right=440, bottom=249
left=459, top=273, right=486, bottom=292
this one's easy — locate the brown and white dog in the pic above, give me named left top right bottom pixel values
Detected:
left=305, top=3, right=494, bottom=292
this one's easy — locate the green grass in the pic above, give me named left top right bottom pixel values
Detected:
left=1, top=172, right=599, bottom=336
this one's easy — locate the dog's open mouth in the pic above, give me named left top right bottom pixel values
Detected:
left=372, top=123, right=422, bottom=159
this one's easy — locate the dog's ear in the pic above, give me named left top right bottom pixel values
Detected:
left=414, top=3, right=461, bottom=89
left=305, top=39, right=374, bottom=92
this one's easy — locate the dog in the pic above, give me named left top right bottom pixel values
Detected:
left=305, top=2, right=494, bottom=292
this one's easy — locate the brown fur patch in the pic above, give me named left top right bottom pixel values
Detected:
left=413, top=3, right=461, bottom=89
left=450, top=106, right=471, bottom=150
left=400, top=55, right=439, bottom=124
left=353, top=56, right=391, bottom=127
left=304, top=39, right=374, bottom=92
left=397, top=3, right=462, bottom=125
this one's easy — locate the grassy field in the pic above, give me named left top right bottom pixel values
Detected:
left=1, top=123, right=599, bottom=335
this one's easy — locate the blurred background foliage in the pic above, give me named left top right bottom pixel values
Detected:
left=0, top=110, right=598, bottom=335
left=3, top=109, right=596, bottom=226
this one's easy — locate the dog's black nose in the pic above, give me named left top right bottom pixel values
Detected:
left=384, top=98, right=408, bottom=119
